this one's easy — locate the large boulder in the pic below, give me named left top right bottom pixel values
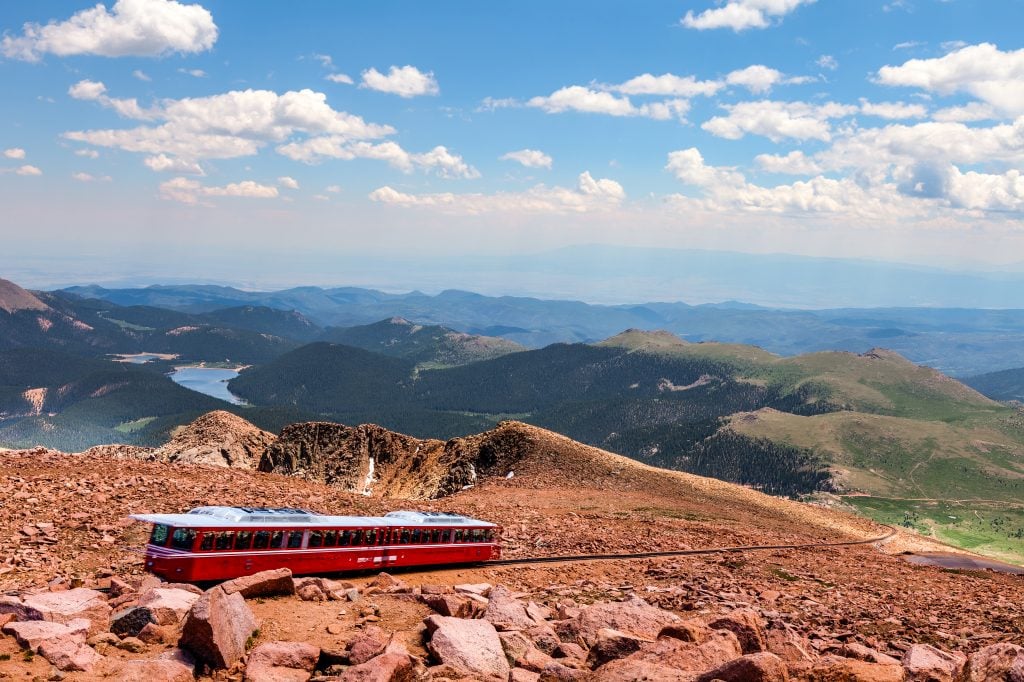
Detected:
left=347, top=625, right=390, bottom=665
left=2, top=618, right=90, bottom=652
left=586, top=628, right=647, bottom=668
left=593, top=630, right=742, bottom=681
left=341, top=651, right=417, bottom=682
left=221, top=568, right=295, bottom=599
left=244, top=641, right=320, bottom=682
left=556, top=595, right=681, bottom=647
left=708, top=608, right=768, bottom=654
left=179, top=586, right=258, bottom=669
left=138, top=587, right=202, bottom=625
left=38, top=635, right=104, bottom=672
left=964, top=643, right=1024, bottom=682
left=112, top=606, right=158, bottom=637
left=425, top=614, right=511, bottom=680
left=764, top=620, right=815, bottom=664
left=790, top=655, right=905, bottom=682
left=484, top=586, right=535, bottom=631
left=153, top=410, right=276, bottom=469
left=903, top=644, right=967, bottom=682
left=108, top=658, right=195, bottom=682
left=695, top=652, right=789, bottom=682
left=21, top=587, right=111, bottom=636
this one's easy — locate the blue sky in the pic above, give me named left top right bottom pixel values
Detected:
left=1, top=0, right=1023, bottom=300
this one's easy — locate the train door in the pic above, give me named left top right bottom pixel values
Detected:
left=378, top=527, right=397, bottom=568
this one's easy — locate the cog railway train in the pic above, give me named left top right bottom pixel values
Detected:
left=132, top=506, right=502, bottom=582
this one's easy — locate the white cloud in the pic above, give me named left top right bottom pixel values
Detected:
left=360, top=65, right=439, bottom=98
left=65, top=87, right=395, bottom=164
left=313, top=54, right=333, bottom=69
left=613, top=73, right=722, bottom=97
left=859, top=99, right=927, bottom=119
left=132, top=69, right=151, bottom=81
left=725, top=65, right=783, bottom=94
left=326, top=73, right=354, bottom=85
left=478, top=97, right=520, bottom=111
left=932, top=103, right=998, bottom=122
left=893, top=41, right=925, bottom=51
left=2, top=0, right=217, bottom=62
left=277, top=138, right=479, bottom=178
left=945, top=166, right=1024, bottom=211
left=68, top=79, right=156, bottom=119
left=877, top=43, right=1024, bottom=117
left=3, top=148, right=26, bottom=160
left=325, top=185, right=341, bottom=193
left=500, top=149, right=553, bottom=169
left=666, top=148, right=745, bottom=187
left=702, top=100, right=857, bottom=142
left=179, top=68, right=207, bottom=78
left=369, top=171, right=624, bottom=215
left=528, top=86, right=689, bottom=121
left=16, top=165, right=42, bottom=176
left=72, top=171, right=111, bottom=182
left=143, top=154, right=203, bottom=174
left=278, top=176, right=299, bottom=189
left=75, top=149, right=100, bottom=159
left=682, top=0, right=816, bottom=31
left=817, top=54, right=838, bottom=71
left=159, top=177, right=279, bottom=204
left=754, top=150, right=822, bottom=175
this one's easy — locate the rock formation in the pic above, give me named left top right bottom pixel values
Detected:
left=153, top=410, right=276, bottom=469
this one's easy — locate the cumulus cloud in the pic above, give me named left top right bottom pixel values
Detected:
left=65, top=86, right=395, bottom=165
left=817, top=54, right=838, bottom=71
left=3, top=148, right=26, bottom=159
left=72, top=171, right=111, bottom=182
left=725, top=65, right=784, bottom=94
left=528, top=86, right=689, bottom=121
left=159, top=177, right=278, bottom=204
left=682, top=0, right=816, bottom=31
left=132, top=69, right=151, bottom=81
left=143, top=154, right=203, bottom=174
left=932, top=103, right=998, bottom=122
left=75, top=149, right=100, bottom=159
left=68, top=79, right=156, bottom=119
left=360, top=65, right=439, bottom=97
left=369, top=171, right=624, bottom=215
left=877, top=43, right=1024, bottom=116
left=179, top=68, right=207, bottom=78
left=16, top=165, right=42, bottom=176
left=2, top=0, right=218, bottom=62
left=278, top=176, right=299, bottom=189
left=613, top=73, right=722, bottom=97
left=500, top=149, right=553, bottom=169
left=326, top=73, right=354, bottom=84
left=858, top=99, right=928, bottom=119
left=277, top=138, right=479, bottom=178
left=754, top=150, right=823, bottom=175
left=702, top=100, right=857, bottom=142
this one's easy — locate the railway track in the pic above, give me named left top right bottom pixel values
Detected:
left=486, top=527, right=897, bottom=567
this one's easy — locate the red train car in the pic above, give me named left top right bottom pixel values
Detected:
left=131, top=506, right=502, bottom=582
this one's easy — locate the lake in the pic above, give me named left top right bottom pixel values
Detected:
left=169, top=367, right=245, bottom=405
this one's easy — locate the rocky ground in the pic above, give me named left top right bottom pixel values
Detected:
left=2, top=416, right=1023, bottom=680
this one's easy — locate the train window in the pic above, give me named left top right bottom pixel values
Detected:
left=324, top=531, right=337, bottom=547
left=378, top=530, right=387, bottom=545
left=339, top=531, right=350, bottom=546
left=270, top=531, right=285, bottom=549
left=308, top=531, right=323, bottom=548
left=351, top=530, right=362, bottom=546
left=199, top=533, right=214, bottom=551
left=485, top=529, right=495, bottom=542
left=411, top=529, right=421, bottom=543
left=170, top=527, right=196, bottom=551
left=288, top=531, right=304, bottom=549
left=235, top=531, right=252, bottom=550
left=215, top=532, right=234, bottom=550
left=365, top=530, right=376, bottom=545
left=253, top=531, right=270, bottom=549
left=474, top=529, right=484, bottom=542
left=149, top=524, right=169, bottom=546
left=441, top=530, right=450, bottom=543
left=431, top=529, right=441, bottom=543
left=400, top=529, right=410, bottom=544
left=454, top=529, right=464, bottom=542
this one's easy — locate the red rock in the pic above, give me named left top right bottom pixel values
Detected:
left=138, top=622, right=178, bottom=645
left=556, top=595, right=681, bottom=647
left=903, top=644, right=967, bottom=682
left=696, top=651, right=789, bottom=681
left=421, top=593, right=475, bottom=618
left=526, top=601, right=553, bottom=623
left=766, top=620, right=816, bottom=664
left=179, top=586, right=258, bottom=669
left=2, top=618, right=89, bottom=651
left=608, top=629, right=743, bottom=676
left=111, top=606, right=158, bottom=637
left=500, top=630, right=555, bottom=672
left=484, top=585, right=535, bottom=631
left=839, top=642, right=901, bottom=666
left=21, top=587, right=111, bottom=636
left=138, top=587, right=201, bottom=625
left=591, top=658, right=691, bottom=682
left=453, top=583, right=491, bottom=596
left=512, top=669, right=542, bottom=682
left=708, top=608, right=768, bottom=654
left=341, top=651, right=417, bottom=682
left=0, top=595, right=42, bottom=621
left=528, top=624, right=562, bottom=655
left=38, top=635, right=104, bottom=672
left=220, top=568, right=295, bottom=599
left=108, top=658, right=194, bottom=681
left=964, top=643, right=1024, bottom=682
left=347, top=625, right=389, bottom=664
left=244, top=640, right=319, bottom=682
left=587, top=627, right=647, bottom=668
left=659, top=619, right=713, bottom=644
left=425, top=614, right=511, bottom=680
left=553, top=642, right=588, bottom=661
left=109, top=577, right=133, bottom=598
left=538, top=662, right=590, bottom=681
left=294, top=576, right=352, bottom=601
left=790, top=654, right=905, bottom=682
left=371, top=572, right=409, bottom=593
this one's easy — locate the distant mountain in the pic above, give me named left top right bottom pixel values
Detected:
left=60, top=282, right=1024, bottom=375
left=964, top=367, right=1024, bottom=402
left=198, top=306, right=321, bottom=342
left=319, top=317, right=524, bottom=367
left=0, top=278, right=48, bottom=314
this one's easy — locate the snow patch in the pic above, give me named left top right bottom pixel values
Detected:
left=361, top=457, right=376, bottom=496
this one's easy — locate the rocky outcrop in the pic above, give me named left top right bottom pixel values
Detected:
left=153, top=411, right=276, bottom=469
left=220, top=568, right=295, bottom=599
left=425, top=614, right=511, bottom=680
left=244, top=640, right=319, bottom=682
left=21, top=587, right=111, bottom=636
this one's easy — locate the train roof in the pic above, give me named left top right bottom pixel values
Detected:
left=130, top=506, right=497, bottom=529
